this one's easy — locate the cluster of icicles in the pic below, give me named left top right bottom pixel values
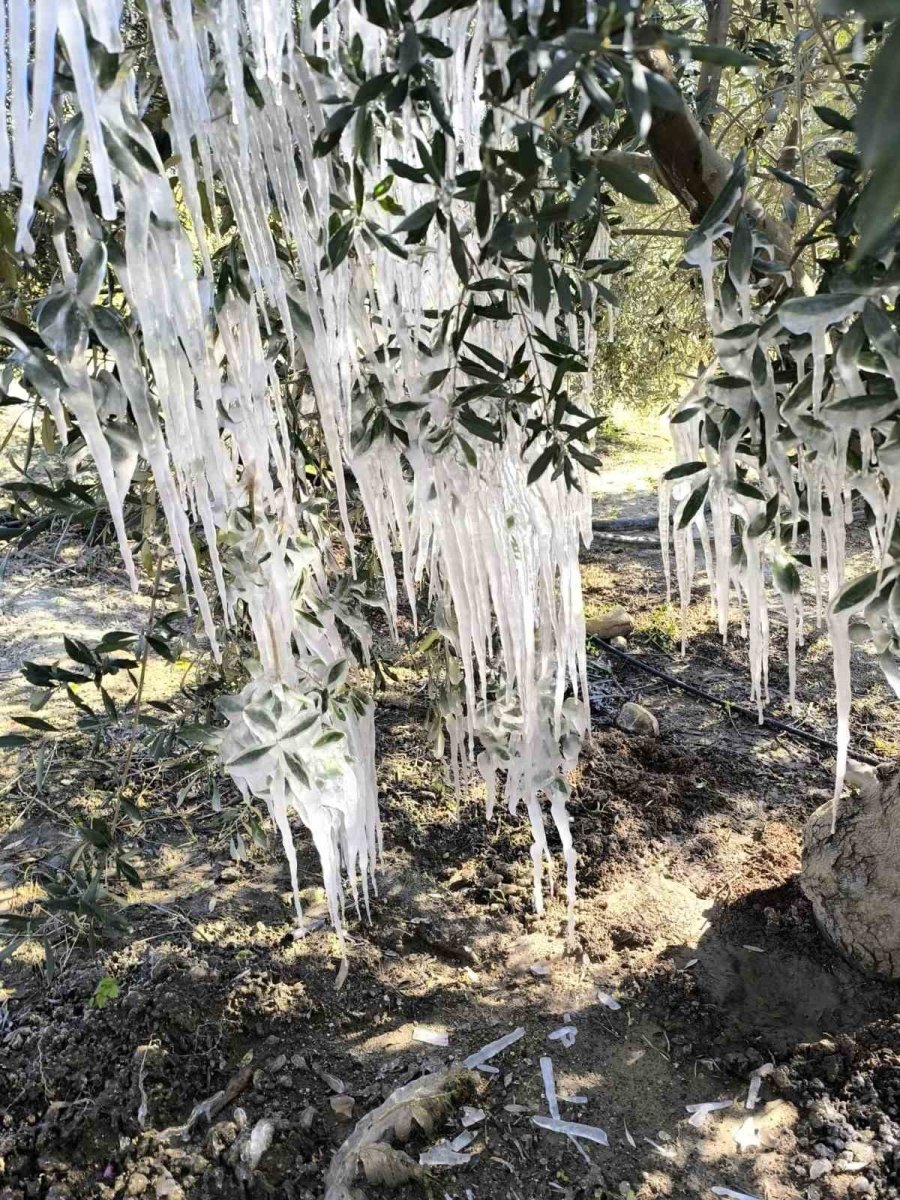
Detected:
left=663, top=205, right=900, bottom=821
left=3, top=0, right=600, bottom=948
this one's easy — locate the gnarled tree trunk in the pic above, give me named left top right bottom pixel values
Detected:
left=801, top=761, right=900, bottom=978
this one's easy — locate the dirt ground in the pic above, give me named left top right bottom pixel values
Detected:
left=1, top=410, right=899, bottom=1200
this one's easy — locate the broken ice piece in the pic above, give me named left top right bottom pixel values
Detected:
left=451, top=1131, right=474, bottom=1152
left=504, top=1103, right=529, bottom=1113
left=414, top=1026, right=449, bottom=1047
left=419, top=1143, right=473, bottom=1167
left=597, top=991, right=621, bottom=1010
left=742, top=945, right=765, bottom=953
left=530, top=963, right=551, bottom=977
left=744, top=1062, right=774, bottom=1110
left=548, top=1025, right=577, bottom=1048
left=711, top=1188, right=761, bottom=1200
left=732, top=1116, right=759, bottom=1150
left=644, top=1137, right=676, bottom=1159
left=686, top=1100, right=732, bottom=1127
left=461, top=1107, right=486, bottom=1127
left=562, top=1094, right=588, bottom=1105
left=532, top=1115, right=609, bottom=1146
left=540, top=1056, right=560, bottom=1120
left=624, top=1121, right=636, bottom=1148
left=464, top=1026, right=525, bottom=1069
left=682, top=958, right=698, bottom=970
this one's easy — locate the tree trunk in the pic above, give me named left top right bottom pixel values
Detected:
left=800, top=761, right=900, bottom=979
left=639, top=46, right=813, bottom=291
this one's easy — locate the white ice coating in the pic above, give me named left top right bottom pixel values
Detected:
left=668, top=210, right=900, bottom=821
left=4, top=0, right=602, bottom=943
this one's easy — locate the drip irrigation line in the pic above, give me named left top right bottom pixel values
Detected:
left=590, top=638, right=881, bottom=766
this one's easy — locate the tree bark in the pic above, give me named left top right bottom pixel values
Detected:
left=698, top=0, right=733, bottom=131
left=801, top=761, right=900, bottom=979
left=640, top=47, right=811, bottom=289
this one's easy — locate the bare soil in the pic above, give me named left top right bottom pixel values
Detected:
left=1, top=414, right=899, bottom=1200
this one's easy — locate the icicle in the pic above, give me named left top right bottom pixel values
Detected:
left=15, top=0, right=60, bottom=252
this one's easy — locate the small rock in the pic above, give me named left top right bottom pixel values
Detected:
left=849, top=1178, right=871, bottom=1194
left=809, top=1160, right=832, bottom=1181
left=299, top=1106, right=317, bottom=1131
left=617, top=701, right=659, bottom=737
left=844, top=1142, right=875, bottom=1168
left=610, top=636, right=628, bottom=650
left=586, top=606, right=634, bottom=641
left=154, top=1166, right=184, bottom=1200
left=330, top=1095, right=355, bottom=1122
left=126, top=1174, right=150, bottom=1198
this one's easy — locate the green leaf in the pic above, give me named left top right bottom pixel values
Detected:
left=832, top=570, right=880, bottom=614
left=64, top=636, right=97, bottom=667
left=90, top=975, right=119, bottom=1009
left=663, top=461, right=706, bottom=480
left=533, top=53, right=578, bottom=111
left=314, top=729, right=345, bottom=747
left=0, top=733, right=32, bottom=749
left=313, top=105, right=355, bottom=156
left=595, top=156, right=657, bottom=205
left=386, top=157, right=428, bottom=183
left=459, top=409, right=500, bottom=443
left=779, top=292, right=864, bottom=334
left=532, top=244, right=551, bottom=314
left=327, top=219, right=355, bottom=268
left=772, top=552, right=801, bottom=596
left=671, top=406, right=701, bottom=424
left=768, top=166, right=821, bottom=208
left=689, top=150, right=746, bottom=244
left=527, top=443, right=556, bottom=484
left=227, top=745, right=274, bottom=768
left=311, top=0, right=331, bottom=27
left=678, top=477, right=709, bottom=528
left=398, top=25, right=420, bottom=76
left=475, top=175, right=491, bottom=240
left=728, top=211, right=753, bottom=288
left=394, top=200, right=437, bottom=237
left=12, top=715, right=57, bottom=731
left=326, top=658, right=349, bottom=687
left=577, top=66, right=614, bottom=118
left=448, top=217, right=470, bottom=285
left=814, top=104, right=852, bottom=132
left=354, top=72, right=394, bottom=106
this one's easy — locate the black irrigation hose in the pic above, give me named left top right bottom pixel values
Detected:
left=590, top=637, right=882, bottom=767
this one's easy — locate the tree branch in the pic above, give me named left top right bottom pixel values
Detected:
left=697, top=0, right=733, bottom=131
left=639, top=47, right=813, bottom=291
